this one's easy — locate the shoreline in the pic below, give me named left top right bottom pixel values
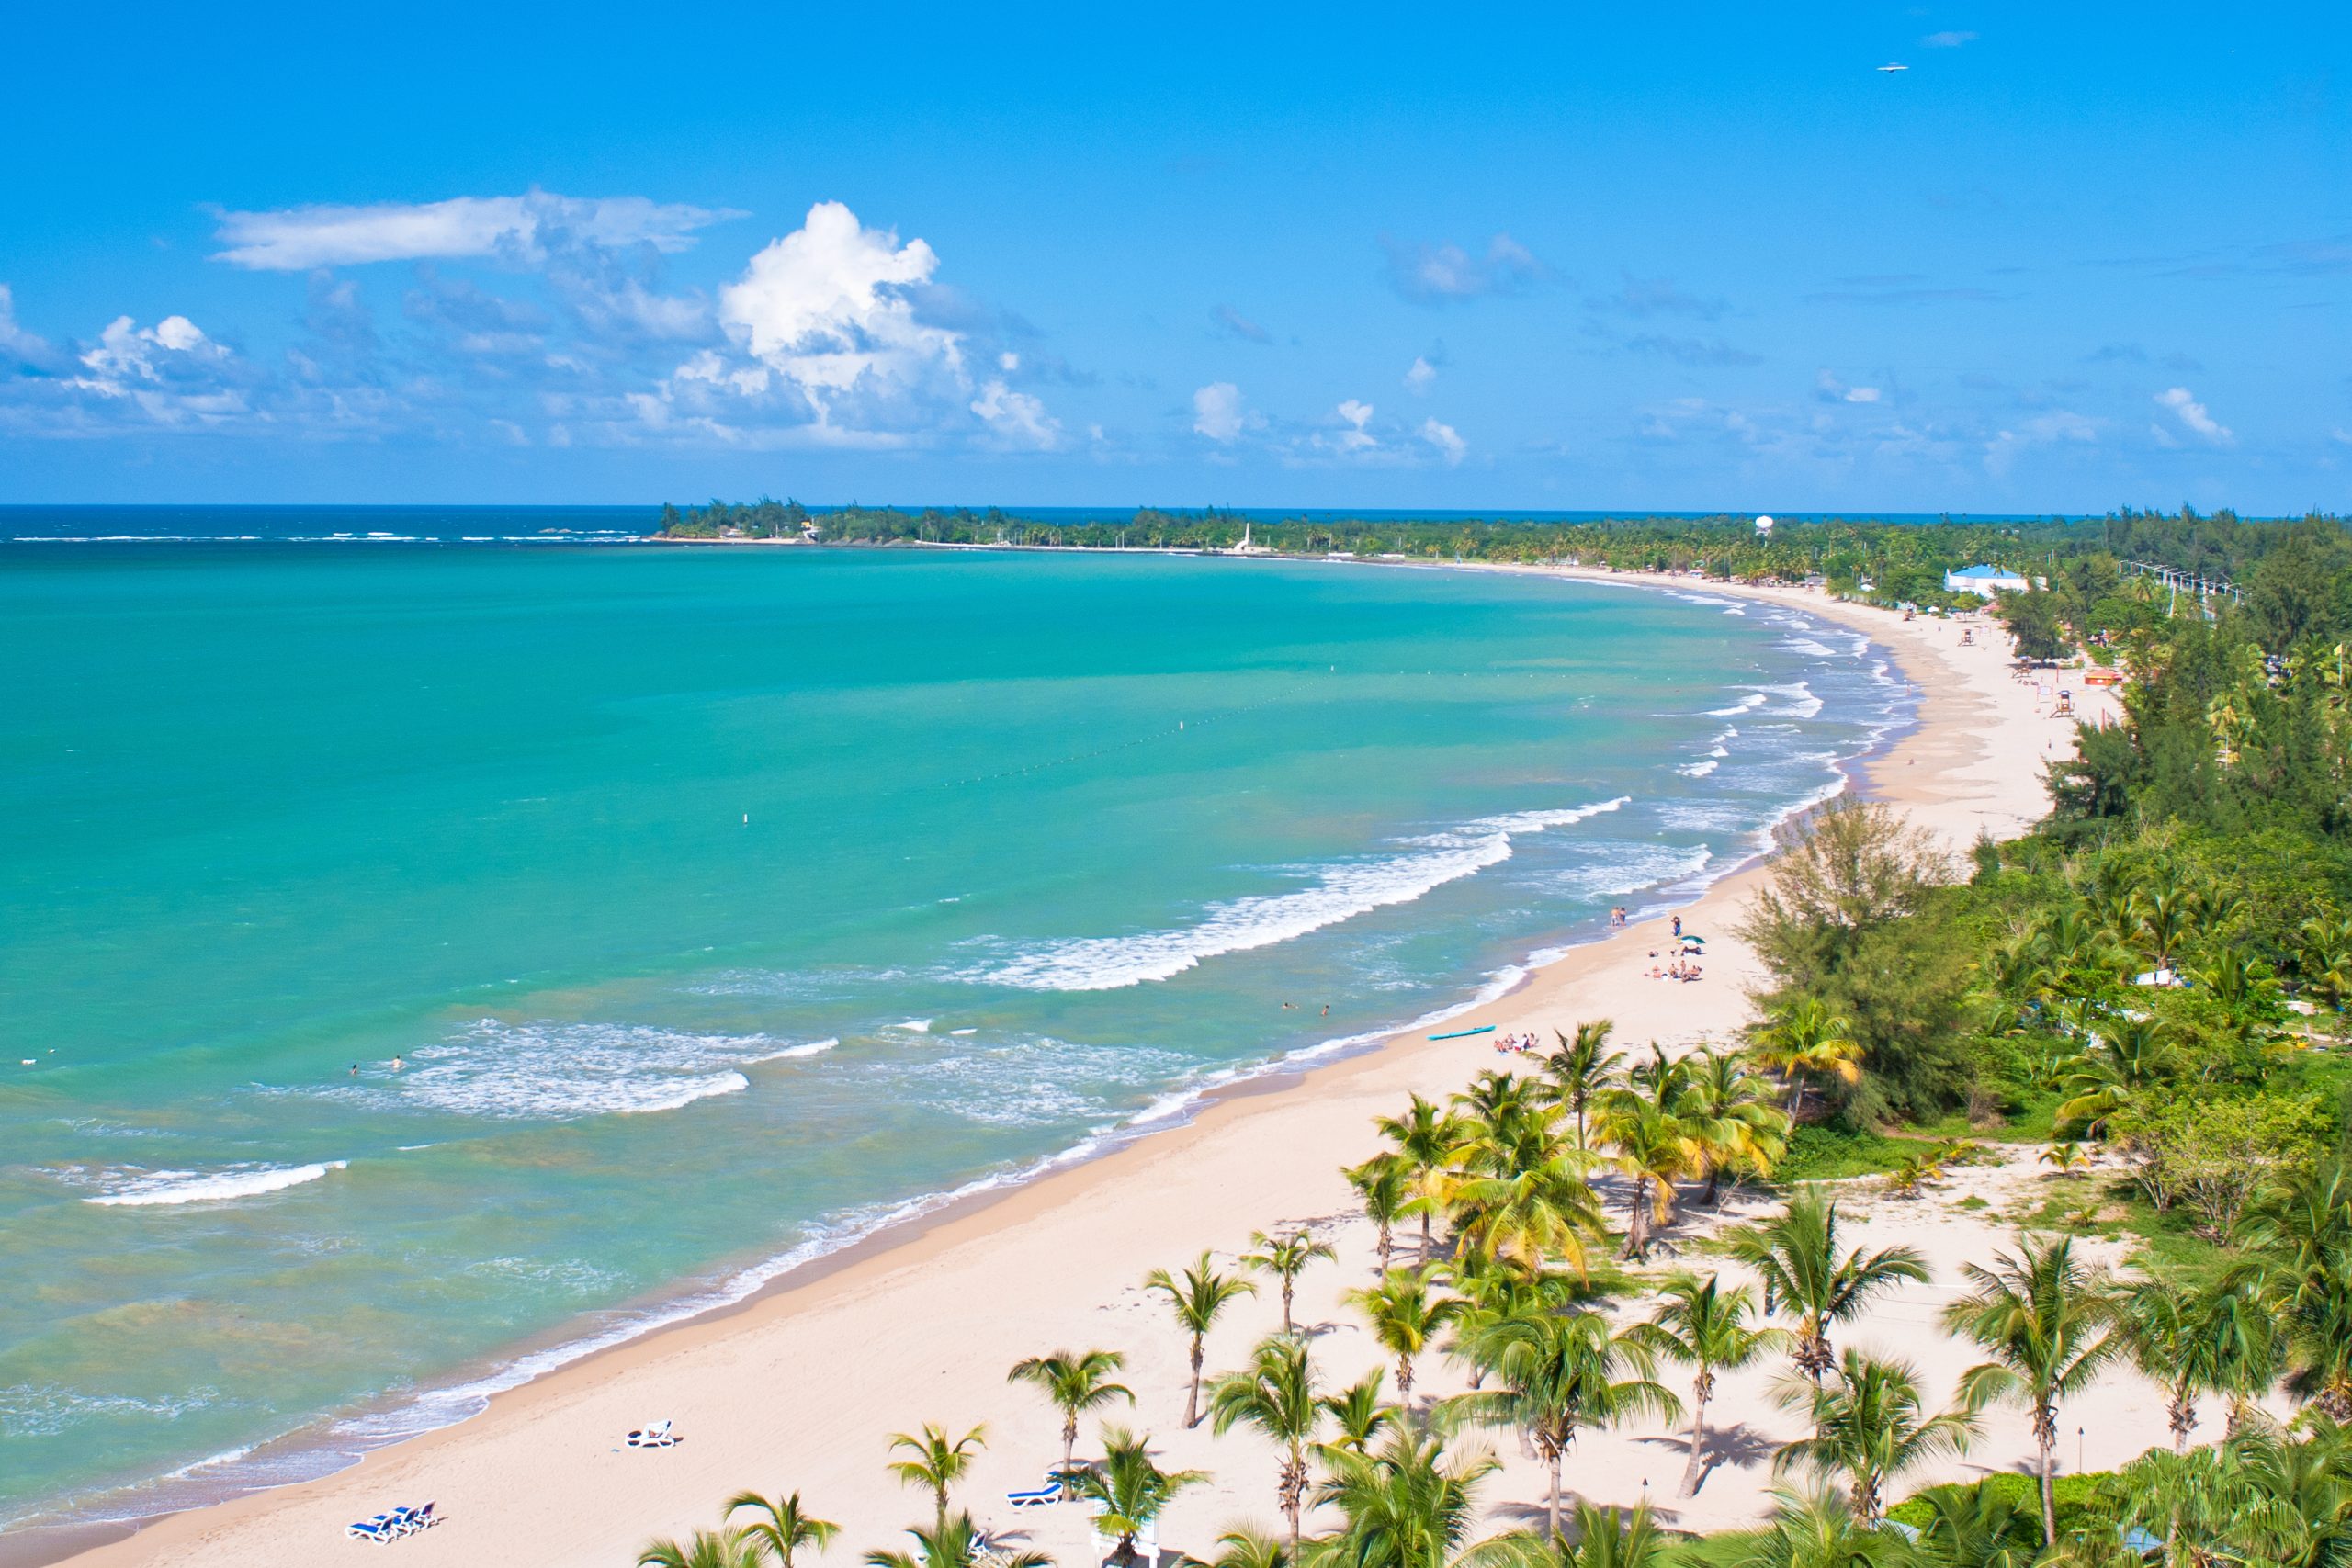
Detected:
left=18, top=570, right=2097, bottom=1568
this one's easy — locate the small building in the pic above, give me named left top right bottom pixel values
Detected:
left=1944, top=563, right=2030, bottom=598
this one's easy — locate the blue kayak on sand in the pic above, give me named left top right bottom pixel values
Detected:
left=1428, top=1025, right=1496, bottom=1041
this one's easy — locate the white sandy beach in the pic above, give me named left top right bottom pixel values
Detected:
left=44, top=573, right=2158, bottom=1568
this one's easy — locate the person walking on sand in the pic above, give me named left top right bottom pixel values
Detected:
left=1672, top=915, right=1682, bottom=939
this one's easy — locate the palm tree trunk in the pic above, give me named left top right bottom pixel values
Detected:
left=1282, top=1280, right=1294, bottom=1334
left=1679, top=1382, right=1710, bottom=1496
left=1396, top=1354, right=1414, bottom=1411
left=2168, top=1388, right=2194, bottom=1454
left=1546, top=1452, right=1563, bottom=1541
left=1184, top=1337, right=1204, bottom=1428
left=1063, top=1416, right=1079, bottom=1474
left=2036, top=1417, right=2058, bottom=1548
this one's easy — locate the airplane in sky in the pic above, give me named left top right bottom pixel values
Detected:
left=1878, top=62, right=1909, bottom=72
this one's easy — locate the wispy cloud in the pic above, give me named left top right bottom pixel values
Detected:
left=1419, top=417, right=1466, bottom=465
left=1622, top=332, right=1761, bottom=367
left=1404, top=355, right=1438, bottom=393
left=210, top=190, right=741, bottom=271
left=1211, top=303, right=1272, bottom=344
left=1805, top=281, right=2005, bottom=306
left=1922, top=29, right=1977, bottom=47
left=1383, top=232, right=1548, bottom=303
left=1600, top=273, right=1725, bottom=320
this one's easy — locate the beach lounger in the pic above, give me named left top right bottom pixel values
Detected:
left=627, top=1419, right=677, bottom=1448
left=1005, top=1478, right=1061, bottom=1506
left=395, top=1502, right=437, bottom=1534
left=346, top=1516, right=396, bottom=1542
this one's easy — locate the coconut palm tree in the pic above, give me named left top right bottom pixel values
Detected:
left=885, top=1423, right=988, bottom=1530
left=1736, top=1485, right=1917, bottom=1568
left=2054, top=1016, right=2172, bottom=1135
left=1376, top=1095, right=1469, bottom=1256
left=1473, top=1504, right=1668, bottom=1568
left=1589, top=1084, right=1701, bottom=1261
left=1346, top=1266, right=1464, bottom=1412
left=1318, top=1369, right=1400, bottom=1456
left=1447, top=1152, right=1606, bottom=1277
left=724, top=1492, right=838, bottom=1568
left=1145, top=1253, right=1258, bottom=1428
left=1309, top=1428, right=1500, bottom=1568
left=1537, top=1021, right=1625, bottom=1147
left=1907, top=1480, right=2040, bottom=1568
left=1941, top=1233, right=2120, bottom=1548
left=865, top=1514, right=1048, bottom=1568
left=1727, top=1189, right=1929, bottom=1389
left=1683, top=1047, right=1791, bottom=1203
left=639, top=1529, right=764, bottom=1568
left=1244, top=1229, right=1339, bottom=1334
left=1007, top=1348, right=1134, bottom=1474
left=1207, top=1335, right=1323, bottom=1560
left=1059, top=1427, right=1207, bottom=1568
left=2298, top=910, right=2352, bottom=1008
left=1211, top=1528, right=1290, bottom=1568
left=1648, top=1271, right=1786, bottom=1495
left=1772, top=1351, right=1980, bottom=1525
left=1444, top=1308, right=1680, bottom=1540
left=1749, top=998, right=1864, bottom=1117
left=2039, top=1143, right=2092, bottom=1179
left=2114, top=1277, right=2228, bottom=1452
left=1347, top=1157, right=1410, bottom=1276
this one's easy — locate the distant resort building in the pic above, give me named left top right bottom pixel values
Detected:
left=1943, top=563, right=2030, bottom=597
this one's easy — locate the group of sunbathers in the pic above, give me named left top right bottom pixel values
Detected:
left=1490, top=1032, right=1544, bottom=1055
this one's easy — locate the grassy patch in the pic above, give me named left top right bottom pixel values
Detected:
left=1770, top=1124, right=1918, bottom=1183
left=1884, top=1472, right=2117, bottom=1536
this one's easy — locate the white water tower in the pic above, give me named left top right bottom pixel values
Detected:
left=1755, top=514, right=1774, bottom=537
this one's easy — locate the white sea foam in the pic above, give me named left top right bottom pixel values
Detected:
left=746, top=1038, right=839, bottom=1063
left=1677, top=759, right=1721, bottom=777
left=968, top=797, right=1629, bottom=992
left=1781, top=637, right=1838, bottom=657
left=1704, top=693, right=1770, bottom=716
left=84, top=1161, right=347, bottom=1207
left=354, top=1021, right=783, bottom=1121
left=1745, top=681, right=1824, bottom=718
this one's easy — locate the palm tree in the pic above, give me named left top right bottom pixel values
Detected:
left=2298, top=909, right=2352, bottom=1007
left=865, top=1514, right=1047, bottom=1568
left=2039, top=1142, right=2092, bottom=1179
left=2114, top=1277, right=2227, bottom=1452
left=1445, top=1308, right=1681, bottom=1540
left=885, top=1423, right=988, bottom=1529
left=1144, top=1253, right=1258, bottom=1427
left=1059, top=1427, right=1207, bottom=1568
left=1941, top=1233, right=2120, bottom=1548
left=1309, top=1428, right=1500, bottom=1568
left=1589, top=1083, right=1700, bottom=1260
left=1735, top=1485, right=1917, bottom=1568
left=724, top=1492, right=839, bottom=1568
left=1211, top=1528, right=1290, bottom=1568
left=1727, top=1189, right=1929, bottom=1388
left=1447, top=1152, right=1606, bottom=1276
left=1537, top=1021, right=1625, bottom=1146
left=1207, top=1335, right=1322, bottom=1560
left=1007, top=1348, right=1134, bottom=1474
left=1244, top=1229, right=1338, bottom=1334
left=1749, top=998, right=1864, bottom=1118
left=1346, top=1265, right=1464, bottom=1412
left=2053, top=1016, right=2171, bottom=1135
left=1907, top=1480, right=2039, bottom=1568
left=639, top=1529, right=764, bottom=1568
left=1318, top=1368, right=1400, bottom=1456
left=1474, top=1504, right=1668, bottom=1568
left=1683, top=1047, right=1791, bottom=1203
left=1648, top=1271, right=1786, bottom=1495
left=1376, top=1095, right=1467, bottom=1256
left=1772, top=1351, right=1979, bottom=1525
left=1347, top=1157, right=1410, bottom=1276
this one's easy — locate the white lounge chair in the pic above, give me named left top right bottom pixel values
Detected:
left=626, top=1419, right=678, bottom=1448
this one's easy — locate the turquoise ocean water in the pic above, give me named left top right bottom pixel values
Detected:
left=0, top=535, right=1910, bottom=1529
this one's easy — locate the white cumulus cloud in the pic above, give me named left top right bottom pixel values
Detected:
left=716, top=200, right=968, bottom=430
left=970, top=379, right=1062, bottom=449
left=2155, top=385, right=2233, bottom=445
left=1333, top=399, right=1377, bottom=452
left=1193, top=381, right=1250, bottom=442
left=210, top=190, right=738, bottom=270
left=1419, top=417, right=1466, bottom=465
left=1404, top=355, right=1438, bottom=393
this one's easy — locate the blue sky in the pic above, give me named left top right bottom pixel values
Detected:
left=2, top=3, right=2346, bottom=512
